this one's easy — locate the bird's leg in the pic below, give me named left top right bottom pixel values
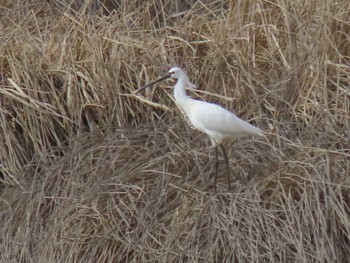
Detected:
left=220, top=144, right=231, bottom=191
left=213, top=146, right=219, bottom=193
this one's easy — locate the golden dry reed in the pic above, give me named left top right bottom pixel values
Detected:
left=0, top=0, right=349, bottom=262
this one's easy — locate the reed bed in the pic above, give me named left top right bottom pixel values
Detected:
left=0, top=0, right=349, bottom=262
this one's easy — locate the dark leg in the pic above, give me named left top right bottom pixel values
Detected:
left=220, top=144, right=231, bottom=191
left=213, top=146, right=219, bottom=193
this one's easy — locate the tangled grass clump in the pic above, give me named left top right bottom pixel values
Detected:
left=0, top=0, right=349, bottom=262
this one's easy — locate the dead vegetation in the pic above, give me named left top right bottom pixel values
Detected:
left=0, top=0, right=349, bottom=262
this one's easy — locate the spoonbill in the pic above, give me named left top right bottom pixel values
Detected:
left=135, top=67, right=263, bottom=192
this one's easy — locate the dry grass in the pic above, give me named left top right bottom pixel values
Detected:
left=0, top=0, right=349, bottom=262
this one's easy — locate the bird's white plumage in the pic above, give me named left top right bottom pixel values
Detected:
left=183, top=99, right=262, bottom=146
left=168, top=67, right=262, bottom=146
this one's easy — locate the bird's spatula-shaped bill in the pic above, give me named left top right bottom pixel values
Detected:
left=134, top=73, right=171, bottom=94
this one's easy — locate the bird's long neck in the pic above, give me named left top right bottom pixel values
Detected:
left=174, top=76, right=189, bottom=108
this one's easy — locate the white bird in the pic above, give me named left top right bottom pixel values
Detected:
left=135, top=67, right=263, bottom=192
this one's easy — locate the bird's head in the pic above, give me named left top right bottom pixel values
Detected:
left=167, top=67, right=196, bottom=89
left=135, top=67, right=196, bottom=94
left=168, top=67, right=185, bottom=79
